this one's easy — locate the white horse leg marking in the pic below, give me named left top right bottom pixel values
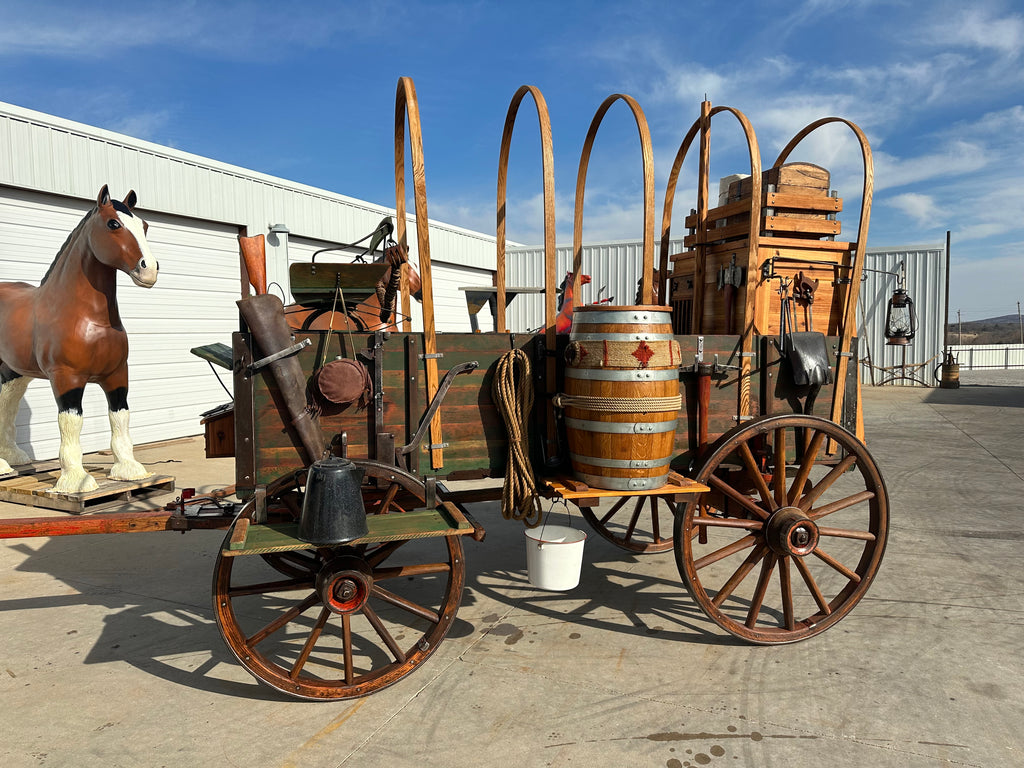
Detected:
left=52, top=411, right=98, bottom=493
left=0, top=377, right=31, bottom=472
left=108, top=408, right=150, bottom=481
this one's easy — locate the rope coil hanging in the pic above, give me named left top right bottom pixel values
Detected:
left=492, top=348, right=543, bottom=527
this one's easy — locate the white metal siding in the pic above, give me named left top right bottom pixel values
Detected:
left=0, top=186, right=240, bottom=459
left=856, top=245, right=947, bottom=386
left=0, top=100, right=501, bottom=273
left=506, top=238, right=687, bottom=333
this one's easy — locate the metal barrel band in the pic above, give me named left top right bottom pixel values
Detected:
left=571, top=471, right=670, bottom=491
left=570, top=309, right=672, bottom=325
left=570, top=332, right=675, bottom=342
left=553, top=393, right=682, bottom=413
left=563, top=416, right=678, bottom=434
left=568, top=452, right=672, bottom=470
left=564, top=367, right=679, bottom=382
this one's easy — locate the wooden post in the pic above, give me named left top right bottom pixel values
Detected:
left=395, top=77, right=443, bottom=470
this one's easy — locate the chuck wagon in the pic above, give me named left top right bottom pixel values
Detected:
left=0, top=78, right=887, bottom=700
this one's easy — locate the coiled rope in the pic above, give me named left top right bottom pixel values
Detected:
left=492, top=348, right=543, bottom=527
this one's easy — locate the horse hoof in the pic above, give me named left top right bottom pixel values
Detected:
left=0, top=447, right=31, bottom=466
left=109, top=462, right=151, bottom=482
left=52, top=472, right=99, bottom=494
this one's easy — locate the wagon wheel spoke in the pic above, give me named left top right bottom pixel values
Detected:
left=290, top=607, right=331, bottom=679
left=808, top=490, right=876, bottom=521
left=676, top=414, right=888, bottom=644
left=371, top=584, right=440, bottom=624
left=708, top=474, right=769, bottom=520
left=811, top=546, right=861, bottom=583
left=226, top=576, right=315, bottom=597
left=692, top=534, right=758, bottom=571
left=738, top=441, right=776, bottom=512
left=787, top=430, right=826, bottom=505
left=779, top=555, right=795, bottom=631
left=213, top=460, right=466, bottom=700
left=581, top=491, right=675, bottom=554
left=798, top=454, right=857, bottom=511
left=773, top=428, right=787, bottom=507
left=745, top=553, right=777, bottom=629
left=793, top=555, right=831, bottom=616
left=247, top=592, right=321, bottom=646
left=362, top=603, right=407, bottom=663
left=711, top=544, right=768, bottom=608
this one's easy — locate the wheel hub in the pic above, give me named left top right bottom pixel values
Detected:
left=765, top=506, right=819, bottom=556
left=317, top=555, right=373, bottom=614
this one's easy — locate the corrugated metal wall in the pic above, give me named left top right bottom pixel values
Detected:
left=505, top=238, right=686, bottom=332
left=856, top=245, right=947, bottom=386
left=507, top=238, right=948, bottom=388
left=0, top=100, right=500, bottom=283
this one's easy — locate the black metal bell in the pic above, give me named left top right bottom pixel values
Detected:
left=297, top=456, right=368, bottom=545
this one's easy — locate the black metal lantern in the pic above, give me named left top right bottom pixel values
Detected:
left=884, top=287, right=917, bottom=345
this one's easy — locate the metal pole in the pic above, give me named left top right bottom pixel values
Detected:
left=958, top=309, right=962, bottom=345
left=944, top=231, right=951, bottom=351
left=1018, top=300, right=1022, bottom=344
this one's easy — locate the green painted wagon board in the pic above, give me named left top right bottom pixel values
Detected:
left=225, top=503, right=474, bottom=556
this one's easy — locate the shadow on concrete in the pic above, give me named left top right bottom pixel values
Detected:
left=1, top=533, right=279, bottom=700
left=924, top=385, right=1024, bottom=408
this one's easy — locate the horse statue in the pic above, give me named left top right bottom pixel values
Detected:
left=0, top=186, right=158, bottom=493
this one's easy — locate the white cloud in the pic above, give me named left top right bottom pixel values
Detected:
left=888, top=192, right=939, bottom=227
left=924, top=5, right=1024, bottom=59
left=0, top=1, right=393, bottom=60
left=873, top=140, right=989, bottom=191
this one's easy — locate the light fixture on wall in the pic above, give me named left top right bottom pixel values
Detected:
left=269, top=223, right=290, bottom=235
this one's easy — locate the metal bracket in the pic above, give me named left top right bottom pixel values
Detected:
left=427, top=443, right=449, bottom=450
left=248, top=338, right=311, bottom=374
left=419, top=352, right=445, bottom=360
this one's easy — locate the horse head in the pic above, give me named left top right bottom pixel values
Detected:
left=90, top=185, right=159, bottom=288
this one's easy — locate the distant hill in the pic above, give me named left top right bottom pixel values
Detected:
left=948, top=315, right=1023, bottom=345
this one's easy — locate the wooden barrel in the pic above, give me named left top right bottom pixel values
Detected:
left=559, top=305, right=681, bottom=491
left=939, top=362, right=960, bottom=389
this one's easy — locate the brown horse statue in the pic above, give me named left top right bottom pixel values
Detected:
left=0, top=186, right=159, bottom=492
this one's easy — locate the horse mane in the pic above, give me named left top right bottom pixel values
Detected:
left=40, top=205, right=97, bottom=285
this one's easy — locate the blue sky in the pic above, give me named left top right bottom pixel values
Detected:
left=1, top=0, right=1022, bottom=321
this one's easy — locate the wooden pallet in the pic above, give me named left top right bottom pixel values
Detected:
left=0, top=463, right=175, bottom=514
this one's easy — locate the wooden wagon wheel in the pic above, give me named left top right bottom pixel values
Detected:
left=579, top=495, right=676, bottom=554
left=213, top=460, right=465, bottom=700
left=675, top=413, right=888, bottom=643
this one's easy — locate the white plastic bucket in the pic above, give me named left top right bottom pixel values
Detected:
left=524, top=525, right=587, bottom=591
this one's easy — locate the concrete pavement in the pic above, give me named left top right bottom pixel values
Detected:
left=1, top=373, right=1022, bottom=767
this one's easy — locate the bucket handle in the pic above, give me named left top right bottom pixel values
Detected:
left=535, top=498, right=576, bottom=547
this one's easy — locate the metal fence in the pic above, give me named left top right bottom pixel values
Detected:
left=946, top=345, right=1024, bottom=370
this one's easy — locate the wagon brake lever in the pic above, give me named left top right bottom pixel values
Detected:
left=396, top=361, right=480, bottom=458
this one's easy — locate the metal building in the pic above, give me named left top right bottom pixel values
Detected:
left=0, top=101, right=500, bottom=460
left=857, top=244, right=948, bottom=386
left=506, top=238, right=949, bottom=386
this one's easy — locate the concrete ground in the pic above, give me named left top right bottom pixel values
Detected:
left=1, top=372, right=1022, bottom=768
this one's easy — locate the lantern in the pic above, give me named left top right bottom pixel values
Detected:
left=884, top=288, right=917, bottom=345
